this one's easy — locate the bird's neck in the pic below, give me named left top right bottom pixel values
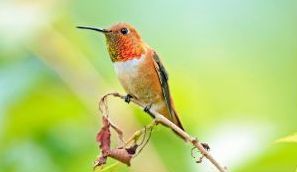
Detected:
left=107, top=40, right=147, bottom=62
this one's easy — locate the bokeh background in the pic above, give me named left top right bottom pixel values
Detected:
left=1, top=0, right=296, bottom=172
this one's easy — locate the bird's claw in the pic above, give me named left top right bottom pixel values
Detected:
left=124, top=94, right=132, bottom=103
left=201, top=142, right=210, bottom=151
left=144, top=104, right=152, bottom=113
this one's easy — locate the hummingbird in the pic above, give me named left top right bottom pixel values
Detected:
left=77, top=23, right=184, bottom=135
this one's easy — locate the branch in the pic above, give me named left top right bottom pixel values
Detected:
left=97, top=92, right=228, bottom=172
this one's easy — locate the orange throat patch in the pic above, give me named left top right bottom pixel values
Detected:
left=107, top=36, right=145, bottom=62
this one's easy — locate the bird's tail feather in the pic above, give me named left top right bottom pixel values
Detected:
left=170, top=109, right=186, bottom=140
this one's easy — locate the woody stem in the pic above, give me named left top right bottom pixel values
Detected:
left=103, top=92, right=228, bottom=172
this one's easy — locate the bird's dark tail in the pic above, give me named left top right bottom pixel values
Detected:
left=170, top=109, right=186, bottom=140
left=157, top=104, right=186, bottom=140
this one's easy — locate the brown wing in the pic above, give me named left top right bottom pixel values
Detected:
left=152, top=52, right=184, bottom=130
left=152, top=52, right=174, bottom=119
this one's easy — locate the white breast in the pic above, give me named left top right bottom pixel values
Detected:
left=113, top=56, right=145, bottom=77
left=113, top=56, right=146, bottom=96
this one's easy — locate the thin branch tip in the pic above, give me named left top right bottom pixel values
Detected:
left=96, top=92, right=228, bottom=172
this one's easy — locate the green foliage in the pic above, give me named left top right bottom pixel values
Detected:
left=275, top=133, right=297, bottom=143
left=0, top=0, right=296, bottom=172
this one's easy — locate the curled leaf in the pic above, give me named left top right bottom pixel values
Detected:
left=108, top=148, right=133, bottom=166
left=94, top=116, right=137, bottom=168
left=94, top=116, right=111, bottom=167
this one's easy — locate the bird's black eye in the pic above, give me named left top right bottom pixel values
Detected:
left=120, top=28, right=129, bottom=35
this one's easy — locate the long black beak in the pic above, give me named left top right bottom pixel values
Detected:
left=76, top=26, right=111, bottom=33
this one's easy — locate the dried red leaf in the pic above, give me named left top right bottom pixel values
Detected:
left=125, top=144, right=138, bottom=155
left=97, top=116, right=111, bottom=153
left=95, top=116, right=135, bottom=167
left=109, top=148, right=133, bottom=166
left=94, top=116, right=111, bottom=167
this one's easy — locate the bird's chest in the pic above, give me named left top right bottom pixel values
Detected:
left=114, top=57, right=143, bottom=79
left=113, top=57, right=159, bottom=101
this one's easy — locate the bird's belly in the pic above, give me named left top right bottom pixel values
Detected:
left=113, top=57, right=162, bottom=105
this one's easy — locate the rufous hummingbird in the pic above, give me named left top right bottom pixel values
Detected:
left=77, top=23, right=184, bottom=135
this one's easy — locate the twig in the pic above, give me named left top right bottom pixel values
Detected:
left=100, top=92, right=228, bottom=172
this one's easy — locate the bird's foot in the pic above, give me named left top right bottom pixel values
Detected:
left=144, top=103, right=152, bottom=113
left=144, top=103, right=155, bottom=118
left=124, top=94, right=133, bottom=103
left=201, top=142, right=210, bottom=151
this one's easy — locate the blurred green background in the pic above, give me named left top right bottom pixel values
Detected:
left=0, top=0, right=296, bottom=172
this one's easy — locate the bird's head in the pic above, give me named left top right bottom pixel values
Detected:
left=77, top=23, right=146, bottom=62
